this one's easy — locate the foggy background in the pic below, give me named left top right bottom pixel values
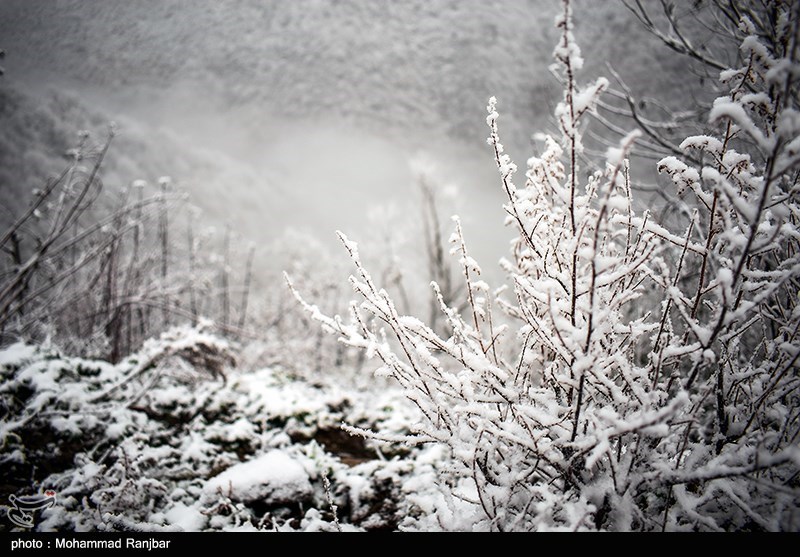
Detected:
left=0, top=0, right=688, bottom=284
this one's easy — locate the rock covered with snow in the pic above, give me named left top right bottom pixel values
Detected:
left=204, top=450, right=313, bottom=505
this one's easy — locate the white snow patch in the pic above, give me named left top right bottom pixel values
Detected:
left=164, top=503, right=207, bottom=531
left=204, top=450, right=312, bottom=504
left=0, top=342, right=39, bottom=368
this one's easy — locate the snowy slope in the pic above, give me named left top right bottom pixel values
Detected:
left=0, top=0, right=685, bottom=268
left=0, top=1, right=682, bottom=148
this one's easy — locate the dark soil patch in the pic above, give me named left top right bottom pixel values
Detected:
left=290, top=427, right=375, bottom=466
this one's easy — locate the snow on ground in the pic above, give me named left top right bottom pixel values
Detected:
left=0, top=324, right=450, bottom=532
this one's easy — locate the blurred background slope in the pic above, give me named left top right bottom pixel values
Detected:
left=0, top=0, right=688, bottom=267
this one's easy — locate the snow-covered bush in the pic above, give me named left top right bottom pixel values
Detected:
left=290, top=0, right=800, bottom=531
left=256, top=177, right=463, bottom=382
left=646, top=2, right=800, bottom=531
left=0, top=132, right=259, bottom=362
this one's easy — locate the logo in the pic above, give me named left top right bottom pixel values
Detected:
left=7, top=491, right=56, bottom=529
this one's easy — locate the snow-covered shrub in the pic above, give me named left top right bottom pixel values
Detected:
left=646, top=2, right=800, bottom=531
left=256, top=183, right=460, bottom=382
left=289, top=0, right=800, bottom=531
left=247, top=229, right=363, bottom=378
left=0, top=131, right=259, bottom=362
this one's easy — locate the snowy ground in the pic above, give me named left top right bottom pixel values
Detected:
left=0, top=323, right=467, bottom=532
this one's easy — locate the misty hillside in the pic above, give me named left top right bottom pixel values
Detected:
left=0, top=0, right=687, bottom=262
left=0, top=0, right=677, bottom=143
